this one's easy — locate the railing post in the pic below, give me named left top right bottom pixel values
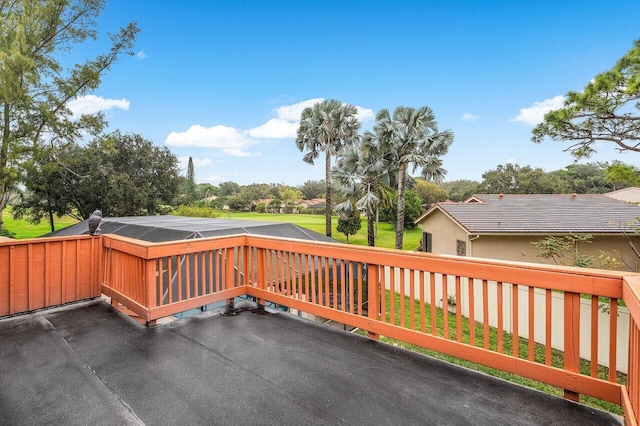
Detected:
left=144, top=259, right=158, bottom=326
left=563, top=291, right=581, bottom=402
left=102, top=238, right=111, bottom=293
left=367, top=263, right=380, bottom=340
left=623, top=275, right=640, bottom=424
left=256, top=248, right=267, bottom=305
left=242, top=246, right=249, bottom=286
left=225, top=248, right=235, bottom=305
left=9, top=245, right=15, bottom=315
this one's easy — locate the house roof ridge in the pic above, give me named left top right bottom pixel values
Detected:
left=425, top=193, right=640, bottom=234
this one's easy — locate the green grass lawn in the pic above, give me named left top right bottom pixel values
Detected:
left=2, top=208, right=78, bottom=239
left=219, top=211, right=422, bottom=250
left=3, top=206, right=421, bottom=250
left=355, top=289, right=625, bottom=415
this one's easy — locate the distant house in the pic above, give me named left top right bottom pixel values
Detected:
left=415, top=193, right=640, bottom=271
left=296, top=198, right=326, bottom=211
left=605, top=186, right=640, bottom=204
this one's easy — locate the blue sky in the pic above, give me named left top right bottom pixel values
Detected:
left=68, top=1, right=640, bottom=186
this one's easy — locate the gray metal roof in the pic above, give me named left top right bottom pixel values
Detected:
left=46, top=215, right=337, bottom=243
left=426, top=194, right=640, bottom=235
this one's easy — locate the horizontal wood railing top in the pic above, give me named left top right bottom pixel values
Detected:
left=243, top=234, right=626, bottom=298
left=102, top=233, right=248, bottom=259
left=100, top=233, right=627, bottom=298
left=624, top=276, right=640, bottom=326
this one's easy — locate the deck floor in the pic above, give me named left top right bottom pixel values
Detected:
left=0, top=300, right=622, bottom=425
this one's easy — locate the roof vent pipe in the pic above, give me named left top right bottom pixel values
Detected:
left=570, top=193, right=577, bottom=199
left=498, top=194, right=503, bottom=200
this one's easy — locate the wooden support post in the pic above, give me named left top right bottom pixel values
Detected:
left=367, top=263, right=380, bottom=340
left=256, top=248, right=267, bottom=305
left=563, top=291, right=581, bottom=402
left=145, top=259, right=157, bottom=311
left=225, top=248, right=235, bottom=305
left=9, top=245, right=15, bottom=315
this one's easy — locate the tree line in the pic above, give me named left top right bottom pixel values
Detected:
left=157, top=159, right=638, bottom=245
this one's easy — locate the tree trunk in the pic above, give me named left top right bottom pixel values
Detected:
left=395, top=164, right=407, bottom=250
left=367, top=209, right=375, bottom=247
left=325, top=151, right=332, bottom=237
left=0, top=103, right=11, bottom=231
left=0, top=193, right=6, bottom=230
left=49, top=209, right=55, bottom=233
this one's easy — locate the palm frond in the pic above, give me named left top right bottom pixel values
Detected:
left=334, top=200, right=353, bottom=216
left=356, top=191, right=380, bottom=214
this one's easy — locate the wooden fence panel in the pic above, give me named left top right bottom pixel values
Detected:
left=0, top=237, right=101, bottom=317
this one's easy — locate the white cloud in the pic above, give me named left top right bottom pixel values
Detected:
left=275, top=98, right=324, bottom=121
left=356, top=106, right=375, bottom=122
left=511, top=95, right=565, bottom=126
left=67, top=95, right=130, bottom=118
left=248, top=118, right=299, bottom=139
left=249, top=98, right=374, bottom=139
left=248, top=98, right=323, bottom=139
left=192, top=157, right=212, bottom=167
left=136, top=50, right=147, bottom=59
left=178, top=156, right=212, bottom=169
left=166, top=98, right=375, bottom=157
left=462, top=113, right=479, bottom=122
left=204, top=173, right=226, bottom=182
left=164, top=125, right=258, bottom=157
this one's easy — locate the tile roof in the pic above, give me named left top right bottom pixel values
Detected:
left=424, top=194, right=640, bottom=234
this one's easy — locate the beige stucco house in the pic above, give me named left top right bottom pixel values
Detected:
left=605, top=186, right=640, bottom=204
left=415, top=193, right=640, bottom=271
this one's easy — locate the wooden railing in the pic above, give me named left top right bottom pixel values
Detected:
left=3, top=233, right=640, bottom=423
left=242, top=235, right=625, bottom=405
left=0, top=236, right=101, bottom=316
left=623, top=276, right=640, bottom=425
left=101, top=234, right=249, bottom=321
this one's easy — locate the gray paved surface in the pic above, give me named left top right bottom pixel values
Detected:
left=0, top=300, right=622, bottom=425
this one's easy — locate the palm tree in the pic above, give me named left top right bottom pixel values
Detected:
left=332, top=134, right=391, bottom=246
left=375, top=106, right=453, bottom=249
left=296, top=99, right=361, bottom=237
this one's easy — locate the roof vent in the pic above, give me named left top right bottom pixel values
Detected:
left=570, top=193, right=577, bottom=199
left=498, top=194, right=503, bottom=200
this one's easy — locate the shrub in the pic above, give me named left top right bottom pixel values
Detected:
left=171, top=205, right=220, bottom=218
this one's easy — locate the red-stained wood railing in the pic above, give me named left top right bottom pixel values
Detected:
left=623, top=276, right=640, bottom=426
left=241, top=235, right=627, bottom=407
left=100, top=233, right=631, bottom=407
left=101, top=234, right=250, bottom=323
left=0, top=236, right=102, bottom=316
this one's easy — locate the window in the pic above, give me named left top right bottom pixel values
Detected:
left=456, top=240, right=466, bottom=256
left=423, top=232, right=432, bottom=252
